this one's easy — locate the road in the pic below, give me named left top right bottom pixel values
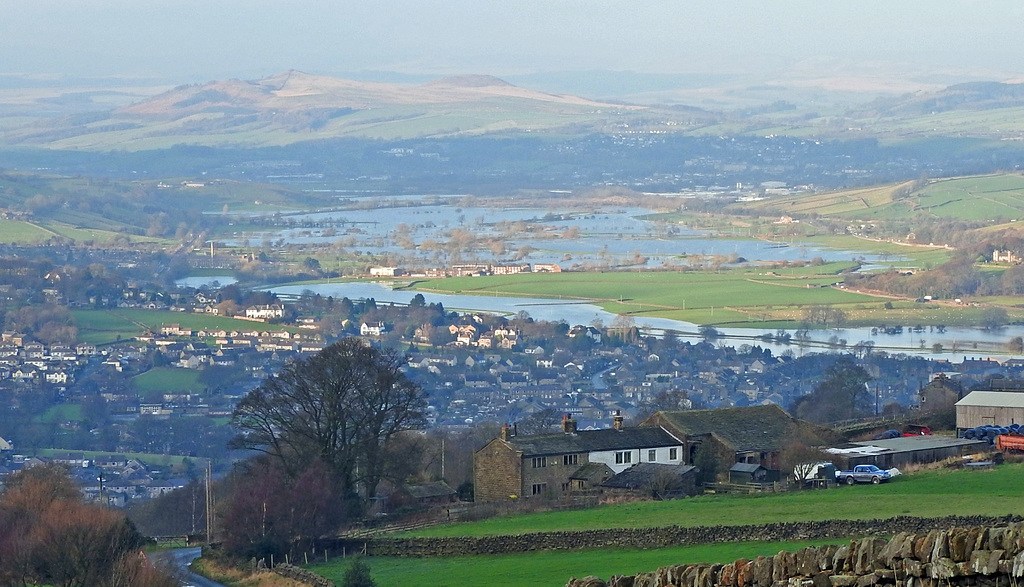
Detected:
left=153, top=548, right=228, bottom=587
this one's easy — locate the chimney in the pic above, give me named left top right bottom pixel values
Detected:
left=501, top=423, right=510, bottom=441
left=562, top=413, right=578, bottom=434
left=613, top=410, right=624, bottom=431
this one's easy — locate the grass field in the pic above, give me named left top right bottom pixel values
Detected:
left=306, top=464, right=1024, bottom=587
left=401, top=464, right=1024, bottom=539
left=313, top=540, right=840, bottom=587
left=132, top=367, right=203, bottom=393
left=405, top=268, right=892, bottom=327
left=742, top=174, right=1024, bottom=224
left=72, top=308, right=296, bottom=344
left=32, top=448, right=208, bottom=472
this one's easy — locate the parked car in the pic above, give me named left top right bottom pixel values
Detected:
left=836, top=464, right=892, bottom=485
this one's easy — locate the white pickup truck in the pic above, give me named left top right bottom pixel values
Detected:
left=836, top=464, right=892, bottom=485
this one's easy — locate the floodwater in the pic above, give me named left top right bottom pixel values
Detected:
left=269, top=281, right=1024, bottom=362
left=222, top=198, right=894, bottom=269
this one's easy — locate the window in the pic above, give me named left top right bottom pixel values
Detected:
left=531, top=456, right=547, bottom=468
left=561, top=482, right=570, bottom=491
left=563, top=454, right=579, bottom=466
left=615, top=451, right=632, bottom=464
left=669, top=447, right=678, bottom=460
left=532, top=483, right=547, bottom=496
left=648, top=449, right=657, bottom=461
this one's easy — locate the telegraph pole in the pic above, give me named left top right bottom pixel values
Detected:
left=205, top=462, right=214, bottom=545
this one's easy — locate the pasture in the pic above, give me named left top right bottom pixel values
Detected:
left=72, top=308, right=296, bottom=344
left=742, top=174, right=1024, bottom=223
left=313, top=540, right=839, bottom=587
left=309, top=464, right=1024, bottom=586
left=132, top=367, right=203, bottom=394
left=409, top=268, right=884, bottom=326
left=400, top=464, right=1024, bottom=539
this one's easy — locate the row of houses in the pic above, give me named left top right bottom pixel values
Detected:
left=370, top=262, right=561, bottom=278
left=474, top=403, right=998, bottom=503
left=0, top=336, right=99, bottom=386
left=0, top=451, right=193, bottom=508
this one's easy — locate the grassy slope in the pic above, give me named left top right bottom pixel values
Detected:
left=403, top=464, right=1024, bottom=539
left=315, top=540, right=839, bottom=587
left=132, top=367, right=203, bottom=393
left=72, top=308, right=296, bottom=345
left=309, top=464, right=1024, bottom=587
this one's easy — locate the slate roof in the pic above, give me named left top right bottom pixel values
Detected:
left=729, top=462, right=766, bottom=473
left=601, top=463, right=696, bottom=490
left=406, top=481, right=456, bottom=500
left=569, top=462, right=614, bottom=481
left=644, top=404, right=831, bottom=453
left=506, top=427, right=681, bottom=457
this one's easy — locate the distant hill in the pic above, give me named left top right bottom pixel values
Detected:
left=852, top=81, right=1024, bottom=117
left=1, top=71, right=654, bottom=150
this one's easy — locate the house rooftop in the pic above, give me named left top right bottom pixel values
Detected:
left=601, top=463, right=696, bottom=490
left=645, top=404, right=829, bottom=453
left=504, top=427, right=680, bottom=457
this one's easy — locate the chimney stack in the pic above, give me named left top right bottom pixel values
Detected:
left=613, top=410, right=624, bottom=431
left=562, top=413, right=578, bottom=434
left=501, top=423, right=510, bottom=441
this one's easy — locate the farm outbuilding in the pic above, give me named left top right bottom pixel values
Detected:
left=728, top=462, right=779, bottom=484
left=955, top=391, right=1024, bottom=431
left=827, top=435, right=988, bottom=470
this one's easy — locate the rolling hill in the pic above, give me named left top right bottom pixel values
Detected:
left=0, top=71, right=657, bottom=149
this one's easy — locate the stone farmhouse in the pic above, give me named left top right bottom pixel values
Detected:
left=641, top=404, right=835, bottom=473
left=474, top=414, right=685, bottom=502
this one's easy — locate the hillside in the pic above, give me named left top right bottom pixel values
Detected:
left=0, top=71, right=654, bottom=149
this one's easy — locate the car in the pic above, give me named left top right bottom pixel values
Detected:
left=836, top=464, right=892, bottom=485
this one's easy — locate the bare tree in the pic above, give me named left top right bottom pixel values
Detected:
left=230, top=339, right=427, bottom=507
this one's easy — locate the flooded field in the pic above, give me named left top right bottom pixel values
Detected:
left=221, top=195, right=896, bottom=269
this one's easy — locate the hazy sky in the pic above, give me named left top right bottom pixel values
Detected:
left=3, top=1, right=1023, bottom=83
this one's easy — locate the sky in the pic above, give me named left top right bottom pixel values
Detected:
left=3, top=1, right=1024, bottom=84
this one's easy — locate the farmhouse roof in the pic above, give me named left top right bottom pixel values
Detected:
left=503, top=427, right=681, bottom=457
left=405, top=481, right=456, bottom=500
left=642, top=404, right=831, bottom=453
left=956, top=390, right=1024, bottom=409
left=601, top=463, right=696, bottom=490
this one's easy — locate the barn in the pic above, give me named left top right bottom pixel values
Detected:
left=955, top=391, right=1024, bottom=431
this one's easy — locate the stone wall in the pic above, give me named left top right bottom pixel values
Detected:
left=272, top=562, right=335, bottom=587
left=566, top=522, right=1024, bottom=587
left=326, top=515, right=1021, bottom=558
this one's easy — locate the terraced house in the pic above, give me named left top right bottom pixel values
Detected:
left=473, top=414, right=686, bottom=502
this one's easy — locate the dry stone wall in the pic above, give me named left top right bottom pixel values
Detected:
left=272, top=563, right=335, bottom=587
left=328, top=516, right=1020, bottom=558
left=566, top=522, right=1024, bottom=587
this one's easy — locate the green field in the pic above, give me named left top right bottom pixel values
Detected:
left=400, top=464, right=1023, bottom=539
left=313, top=540, right=838, bottom=587
left=32, top=448, right=208, bottom=472
left=304, top=464, right=1024, bottom=586
left=406, top=268, right=880, bottom=326
left=0, top=219, right=55, bottom=243
left=72, top=308, right=296, bottom=344
left=743, top=174, right=1024, bottom=223
left=132, top=367, right=203, bottom=393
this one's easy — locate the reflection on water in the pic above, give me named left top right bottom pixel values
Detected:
left=175, top=275, right=237, bottom=288
left=270, top=281, right=1024, bottom=362
left=223, top=199, right=900, bottom=268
